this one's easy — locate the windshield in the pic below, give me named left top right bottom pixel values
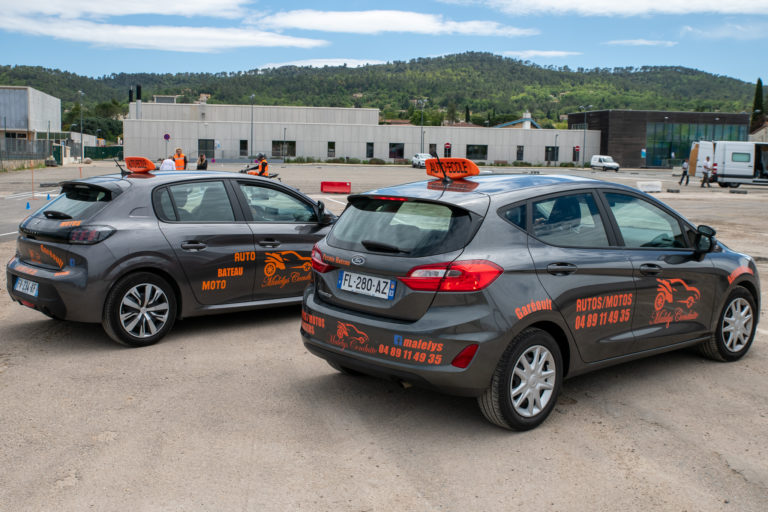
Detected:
left=327, top=197, right=476, bottom=257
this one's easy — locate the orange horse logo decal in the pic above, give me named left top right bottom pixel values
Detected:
left=651, top=278, right=700, bottom=327
left=264, top=251, right=312, bottom=277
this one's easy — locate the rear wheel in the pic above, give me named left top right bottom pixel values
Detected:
left=698, top=287, right=756, bottom=361
left=718, top=182, right=729, bottom=188
left=103, top=272, right=177, bottom=347
left=729, top=183, right=740, bottom=188
left=478, top=328, right=562, bottom=431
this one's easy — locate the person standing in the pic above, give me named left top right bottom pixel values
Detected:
left=701, top=156, right=712, bottom=188
left=159, top=156, right=175, bottom=170
left=196, top=153, right=208, bottom=170
left=173, top=147, right=187, bottom=170
left=679, top=159, right=689, bottom=186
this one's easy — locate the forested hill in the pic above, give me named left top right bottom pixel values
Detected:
left=0, top=52, right=755, bottom=127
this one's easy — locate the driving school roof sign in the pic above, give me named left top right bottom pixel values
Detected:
left=425, top=158, right=480, bottom=180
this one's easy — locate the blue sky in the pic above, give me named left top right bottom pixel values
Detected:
left=1, top=1, right=766, bottom=83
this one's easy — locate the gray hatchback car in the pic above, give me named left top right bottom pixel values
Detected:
left=7, top=167, right=335, bottom=346
left=301, top=160, right=760, bottom=430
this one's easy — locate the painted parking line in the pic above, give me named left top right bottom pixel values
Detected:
left=312, top=195, right=347, bottom=205
left=1, top=231, right=18, bottom=237
left=4, top=191, right=59, bottom=200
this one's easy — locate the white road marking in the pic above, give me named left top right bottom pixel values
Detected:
left=1, top=231, right=18, bottom=237
left=314, top=195, right=347, bottom=205
left=5, top=191, right=59, bottom=200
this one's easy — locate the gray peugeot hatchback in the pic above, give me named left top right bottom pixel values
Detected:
left=7, top=161, right=335, bottom=347
left=301, top=159, right=760, bottom=430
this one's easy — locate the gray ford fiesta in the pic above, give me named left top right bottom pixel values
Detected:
left=301, top=159, right=760, bottom=430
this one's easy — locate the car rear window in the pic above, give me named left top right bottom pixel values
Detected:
left=327, top=197, right=475, bottom=257
left=39, top=184, right=113, bottom=219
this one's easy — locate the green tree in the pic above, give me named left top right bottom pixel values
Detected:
left=751, top=78, right=766, bottom=133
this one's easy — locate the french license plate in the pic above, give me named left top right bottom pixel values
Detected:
left=14, top=277, right=39, bottom=297
left=338, top=271, right=396, bottom=300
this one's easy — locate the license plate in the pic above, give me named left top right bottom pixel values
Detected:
left=14, top=277, right=39, bottom=297
left=338, top=271, right=396, bottom=300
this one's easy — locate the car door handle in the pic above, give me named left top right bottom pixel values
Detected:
left=180, top=241, right=207, bottom=251
left=546, top=263, right=577, bottom=275
left=258, top=239, right=281, bottom=248
left=639, top=264, right=662, bottom=276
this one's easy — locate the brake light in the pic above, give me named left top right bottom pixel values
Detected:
left=371, top=196, right=407, bottom=202
left=68, top=225, right=115, bottom=245
left=400, top=260, right=503, bottom=292
left=451, top=344, right=478, bottom=368
left=311, top=245, right=336, bottom=273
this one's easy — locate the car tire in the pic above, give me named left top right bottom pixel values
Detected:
left=718, top=182, right=729, bottom=188
left=102, top=272, right=177, bottom=347
left=614, top=167, right=619, bottom=172
left=729, top=183, right=740, bottom=188
left=327, top=359, right=364, bottom=376
left=698, top=287, right=756, bottom=362
left=478, top=328, right=563, bottom=431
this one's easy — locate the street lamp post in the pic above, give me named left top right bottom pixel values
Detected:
left=579, top=105, right=592, bottom=167
left=250, top=94, right=255, bottom=160
left=78, top=90, right=84, bottom=162
left=283, top=127, right=287, bottom=160
left=555, top=133, right=559, bottom=163
left=418, top=98, right=427, bottom=153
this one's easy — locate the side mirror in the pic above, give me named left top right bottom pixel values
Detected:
left=316, top=200, right=335, bottom=226
left=694, top=224, right=716, bottom=254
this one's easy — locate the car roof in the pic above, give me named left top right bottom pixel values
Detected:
left=354, top=174, right=637, bottom=214
left=61, top=170, right=273, bottom=190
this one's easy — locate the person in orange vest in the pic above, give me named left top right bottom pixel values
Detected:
left=173, top=147, right=187, bottom=170
left=248, top=153, right=269, bottom=177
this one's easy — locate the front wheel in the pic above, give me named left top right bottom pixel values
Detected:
left=102, top=272, right=177, bottom=347
left=718, top=182, right=729, bottom=188
left=698, top=287, right=756, bottom=361
left=478, top=328, right=563, bottom=431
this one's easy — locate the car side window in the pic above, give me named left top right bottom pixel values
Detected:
left=604, top=192, right=687, bottom=248
left=166, top=181, right=235, bottom=222
left=238, top=183, right=317, bottom=223
left=531, top=192, right=609, bottom=247
left=500, top=204, right=527, bottom=230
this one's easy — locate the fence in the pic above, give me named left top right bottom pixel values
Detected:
left=0, top=139, right=52, bottom=170
left=85, top=146, right=123, bottom=160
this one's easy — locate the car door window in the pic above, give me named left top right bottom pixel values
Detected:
left=604, top=193, right=687, bottom=248
left=158, top=181, right=235, bottom=222
left=238, top=183, right=317, bottom=223
left=531, top=192, right=609, bottom=247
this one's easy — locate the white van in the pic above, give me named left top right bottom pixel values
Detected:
left=590, top=155, right=620, bottom=172
left=690, top=141, right=768, bottom=188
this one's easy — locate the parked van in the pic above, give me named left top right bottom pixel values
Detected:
left=590, top=155, right=620, bottom=172
left=690, top=141, right=768, bottom=188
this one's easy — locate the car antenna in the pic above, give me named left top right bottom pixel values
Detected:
left=433, top=154, right=452, bottom=184
left=114, top=158, right=129, bottom=177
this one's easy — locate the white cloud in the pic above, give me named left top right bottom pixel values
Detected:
left=604, top=39, right=677, bottom=47
left=260, top=59, right=387, bottom=69
left=682, top=23, right=768, bottom=40
left=483, top=0, right=768, bottom=16
left=503, top=50, right=581, bottom=58
left=0, top=15, right=328, bottom=52
left=259, top=10, right=538, bottom=37
left=12, top=0, right=248, bottom=19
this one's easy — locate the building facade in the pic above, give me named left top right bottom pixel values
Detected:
left=568, top=109, right=749, bottom=168
left=123, top=102, right=600, bottom=165
left=0, top=86, right=61, bottom=138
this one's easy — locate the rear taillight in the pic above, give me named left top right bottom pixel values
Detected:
left=68, top=225, right=115, bottom=245
left=451, top=344, right=478, bottom=368
left=311, top=245, right=336, bottom=273
left=400, top=260, right=502, bottom=292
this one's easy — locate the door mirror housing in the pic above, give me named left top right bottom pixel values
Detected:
left=694, top=224, right=716, bottom=254
left=316, top=200, right=335, bottom=226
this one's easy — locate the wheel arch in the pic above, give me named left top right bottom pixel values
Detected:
left=102, top=267, right=184, bottom=320
left=524, top=320, right=571, bottom=378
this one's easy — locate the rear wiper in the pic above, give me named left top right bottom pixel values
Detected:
left=361, top=240, right=410, bottom=254
left=43, top=210, right=72, bottom=220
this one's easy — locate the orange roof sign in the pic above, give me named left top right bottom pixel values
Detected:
left=425, top=158, right=480, bottom=179
left=124, top=157, right=156, bottom=173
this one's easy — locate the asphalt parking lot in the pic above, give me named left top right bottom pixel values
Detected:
left=1, top=161, right=767, bottom=511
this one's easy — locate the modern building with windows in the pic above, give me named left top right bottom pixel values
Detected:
left=568, top=109, right=749, bottom=168
left=123, top=102, right=599, bottom=166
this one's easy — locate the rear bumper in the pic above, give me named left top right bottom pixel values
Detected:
left=6, top=256, right=107, bottom=323
left=301, top=286, right=511, bottom=397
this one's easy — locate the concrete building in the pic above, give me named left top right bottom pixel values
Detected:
left=0, top=86, right=61, bottom=138
left=123, top=102, right=599, bottom=165
left=568, top=109, right=749, bottom=168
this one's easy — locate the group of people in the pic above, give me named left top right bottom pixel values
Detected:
left=159, top=148, right=206, bottom=171
left=158, top=148, right=269, bottom=176
left=678, top=156, right=714, bottom=188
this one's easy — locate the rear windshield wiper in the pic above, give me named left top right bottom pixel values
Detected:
left=43, top=210, right=73, bottom=220
left=361, top=240, right=410, bottom=254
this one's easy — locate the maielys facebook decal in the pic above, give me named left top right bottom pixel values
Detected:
left=379, top=334, right=444, bottom=365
